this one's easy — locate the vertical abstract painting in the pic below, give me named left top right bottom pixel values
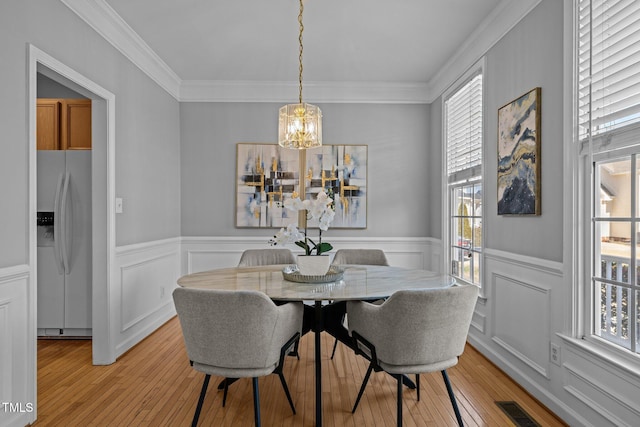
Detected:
left=236, top=143, right=300, bottom=228
left=497, top=87, right=541, bottom=215
left=305, top=145, right=367, bottom=228
left=236, top=143, right=367, bottom=228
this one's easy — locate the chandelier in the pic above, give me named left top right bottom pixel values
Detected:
left=278, top=0, right=322, bottom=149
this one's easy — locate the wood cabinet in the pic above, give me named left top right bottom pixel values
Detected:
left=37, top=98, right=91, bottom=150
left=36, top=99, right=61, bottom=150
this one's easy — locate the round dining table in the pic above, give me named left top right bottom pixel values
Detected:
left=177, top=264, right=455, bottom=427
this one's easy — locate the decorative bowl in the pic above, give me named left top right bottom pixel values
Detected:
left=282, top=265, right=345, bottom=283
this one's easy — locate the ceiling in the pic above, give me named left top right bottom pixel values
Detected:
left=63, top=0, right=540, bottom=102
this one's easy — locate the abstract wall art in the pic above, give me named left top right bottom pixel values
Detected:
left=236, top=143, right=300, bottom=228
left=236, top=143, right=367, bottom=228
left=305, top=144, right=367, bottom=228
left=497, top=87, right=541, bottom=215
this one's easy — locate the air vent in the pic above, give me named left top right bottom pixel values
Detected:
left=495, top=401, right=541, bottom=427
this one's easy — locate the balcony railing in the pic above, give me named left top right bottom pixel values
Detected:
left=599, top=255, right=633, bottom=349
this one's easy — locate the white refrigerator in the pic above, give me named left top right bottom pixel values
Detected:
left=37, top=150, right=92, bottom=337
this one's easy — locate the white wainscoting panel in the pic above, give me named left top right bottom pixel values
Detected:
left=0, top=265, right=33, bottom=427
left=559, top=336, right=640, bottom=427
left=114, top=238, right=180, bottom=358
left=180, top=236, right=440, bottom=275
left=492, top=273, right=552, bottom=378
left=479, top=249, right=563, bottom=381
left=466, top=249, right=602, bottom=426
left=467, top=249, right=577, bottom=422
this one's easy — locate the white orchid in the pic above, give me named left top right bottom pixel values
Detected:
left=269, top=190, right=336, bottom=255
left=270, top=223, right=305, bottom=246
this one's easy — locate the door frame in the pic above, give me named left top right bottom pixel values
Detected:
left=28, top=44, right=117, bottom=367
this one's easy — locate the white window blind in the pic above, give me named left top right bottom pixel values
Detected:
left=578, top=0, right=640, bottom=141
left=445, top=73, right=483, bottom=183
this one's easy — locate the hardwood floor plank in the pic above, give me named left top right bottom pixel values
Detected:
left=34, top=317, right=567, bottom=427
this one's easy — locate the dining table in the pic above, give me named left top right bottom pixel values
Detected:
left=177, top=263, right=456, bottom=426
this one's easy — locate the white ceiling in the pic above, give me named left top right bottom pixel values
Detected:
left=63, top=0, right=541, bottom=102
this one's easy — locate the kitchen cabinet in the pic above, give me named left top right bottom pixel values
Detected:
left=36, top=99, right=61, bottom=150
left=37, top=98, right=91, bottom=150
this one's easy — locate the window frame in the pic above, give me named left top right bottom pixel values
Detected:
left=442, top=58, right=485, bottom=290
left=575, top=0, right=640, bottom=360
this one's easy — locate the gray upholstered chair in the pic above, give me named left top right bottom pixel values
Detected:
left=237, top=249, right=295, bottom=267
left=331, top=249, right=389, bottom=267
left=237, top=248, right=301, bottom=359
left=347, top=284, right=479, bottom=427
left=173, top=287, right=303, bottom=427
left=329, top=249, right=389, bottom=359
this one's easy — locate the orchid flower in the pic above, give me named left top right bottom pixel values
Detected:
left=269, top=190, right=336, bottom=255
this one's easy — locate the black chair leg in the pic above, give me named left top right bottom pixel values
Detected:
left=252, top=377, right=261, bottom=427
left=192, top=374, right=210, bottom=427
left=352, top=363, right=374, bottom=413
left=442, top=370, right=464, bottom=427
left=277, top=372, right=296, bottom=414
left=416, top=374, right=420, bottom=401
left=289, top=340, right=300, bottom=360
left=396, top=374, right=403, bottom=427
left=401, top=374, right=416, bottom=389
left=222, top=378, right=229, bottom=407
left=330, top=337, right=339, bottom=359
left=217, top=377, right=238, bottom=389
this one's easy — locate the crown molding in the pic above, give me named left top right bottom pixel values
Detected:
left=427, top=0, right=543, bottom=101
left=60, top=0, right=181, bottom=99
left=179, top=80, right=430, bottom=104
left=62, top=0, right=542, bottom=104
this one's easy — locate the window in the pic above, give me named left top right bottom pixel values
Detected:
left=444, top=66, right=483, bottom=287
left=578, top=0, right=640, bottom=354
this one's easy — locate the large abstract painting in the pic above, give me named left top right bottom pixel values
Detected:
left=236, top=143, right=367, bottom=228
left=236, top=143, right=300, bottom=228
left=497, top=87, right=541, bottom=215
left=305, top=144, right=367, bottom=228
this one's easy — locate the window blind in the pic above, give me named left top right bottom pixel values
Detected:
left=578, top=0, right=640, bottom=141
left=445, top=73, right=483, bottom=183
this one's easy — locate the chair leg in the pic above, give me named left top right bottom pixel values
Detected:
left=330, top=337, right=339, bottom=359
left=396, top=374, right=403, bottom=427
left=289, top=340, right=300, bottom=360
left=277, top=372, right=296, bottom=414
left=442, top=370, right=464, bottom=427
left=352, top=363, right=374, bottom=413
left=192, top=374, right=210, bottom=427
left=416, top=374, right=420, bottom=401
left=217, top=377, right=238, bottom=390
left=222, top=378, right=229, bottom=407
left=252, top=377, right=261, bottom=427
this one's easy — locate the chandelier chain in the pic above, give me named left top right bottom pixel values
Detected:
left=298, top=0, right=304, bottom=104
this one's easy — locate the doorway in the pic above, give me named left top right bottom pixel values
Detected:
left=36, top=73, right=93, bottom=339
left=29, top=44, right=116, bottom=366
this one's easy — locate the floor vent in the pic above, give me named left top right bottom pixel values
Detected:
left=495, top=401, right=541, bottom=427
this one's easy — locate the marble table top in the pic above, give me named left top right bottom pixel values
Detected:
left=177, top=264, right=456, bottom=301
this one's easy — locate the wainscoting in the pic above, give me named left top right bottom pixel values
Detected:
left=113, top=238, right=181, bottom=358
left=180, top=236, right=441, bottom=275
left=469, top=248, right=640, bottom=427
left=0, top=264, right=33, bottom=427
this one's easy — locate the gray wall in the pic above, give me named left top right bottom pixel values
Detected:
left=0, top=0, right=181, bottom=266
left=427, top=94, right=443, bottom=240
left=37, top=73, right=86, bottom=98
left=180, top=102, right=431, bottom=239
left=428, top=0, right=564, bottom=262
left=483, top=0, right=564, bottom=262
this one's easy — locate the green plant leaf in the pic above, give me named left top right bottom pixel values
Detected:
left=294, top=240, right=312, bottom=255
left=316, top=242, right=333, bottom=255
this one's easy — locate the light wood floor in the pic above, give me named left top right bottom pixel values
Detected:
left=34, top=317, right=567, bottom=426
